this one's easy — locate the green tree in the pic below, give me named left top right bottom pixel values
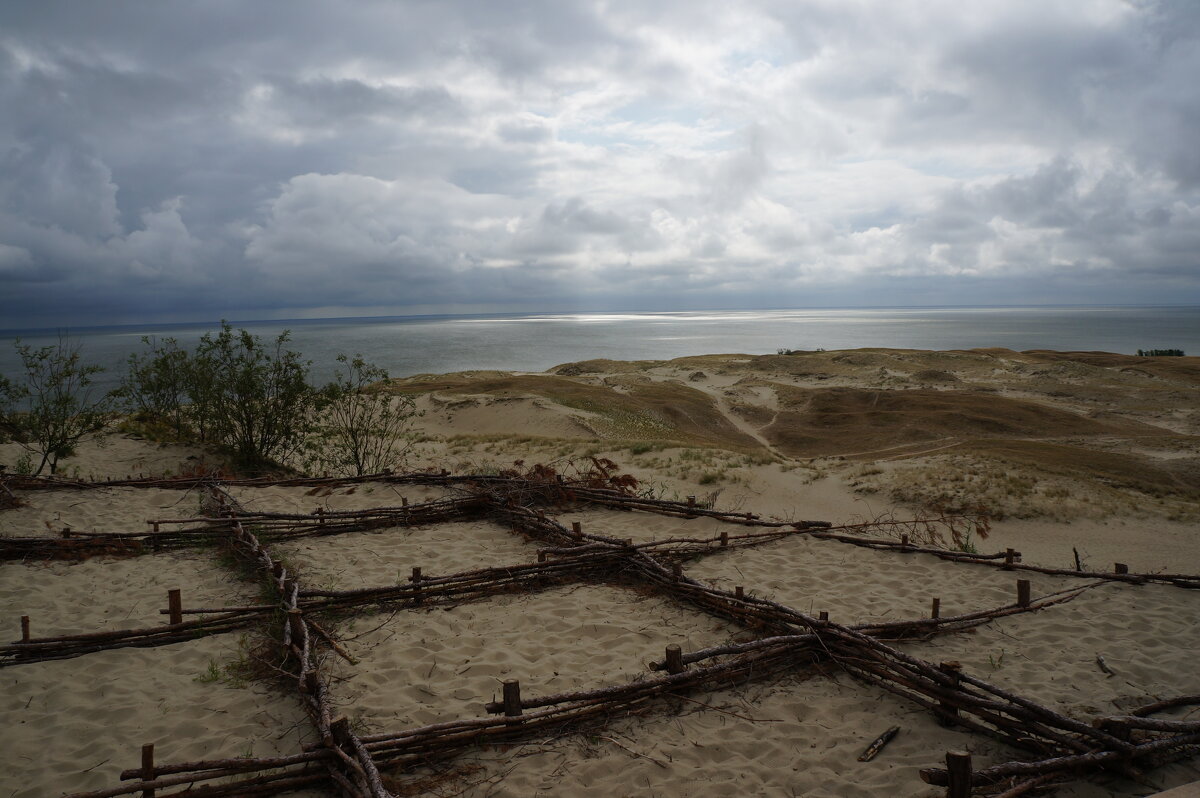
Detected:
left=305, top=355, right=421, bottom=477
left=2, top=337, right=116, bottom=475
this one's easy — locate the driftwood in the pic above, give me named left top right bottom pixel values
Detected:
left=858, top=726, right=900, bottom=762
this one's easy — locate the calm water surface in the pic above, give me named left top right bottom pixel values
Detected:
left=2, top=306, right=1197, bottom=392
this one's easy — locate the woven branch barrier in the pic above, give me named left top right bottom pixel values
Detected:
left=0, top=496, right=488, bottom=561
left=566, top=485, right=1200, bottom=590
left=3, top=470, right=1194, bottom=798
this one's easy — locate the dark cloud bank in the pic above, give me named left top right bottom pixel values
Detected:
left=1, top=0, right=1198, bottom=327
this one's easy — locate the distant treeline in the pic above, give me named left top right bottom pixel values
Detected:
left=1137, top=349, right=1185, bottom=357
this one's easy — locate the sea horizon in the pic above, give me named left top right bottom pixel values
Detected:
left=2, top=302, right=1196, bottom=339
left=2, top=304, right=1197, bottom=393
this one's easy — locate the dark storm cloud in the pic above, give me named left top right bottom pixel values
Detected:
left=0, top=0, right=1197, bottom=327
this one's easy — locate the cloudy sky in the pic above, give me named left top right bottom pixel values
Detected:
left=1, top=0, right=1198, bottom=327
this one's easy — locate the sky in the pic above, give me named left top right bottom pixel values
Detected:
left=1, top=0, right=1198, bottom=327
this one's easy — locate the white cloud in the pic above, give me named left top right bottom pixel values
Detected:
left=0, top=0, right=1197, bottom=325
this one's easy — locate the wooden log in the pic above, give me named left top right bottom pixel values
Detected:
left=1017, top=579, right=1031, bottom=608
left=946, top=751, right=972, bottom=798
left=1131, top=694, right=1200, bottom=717
left=118, top=749, right=332, bottom=781
left=1094, top=715, right=1200, bottom=733
left=167, top=590, right=182, bottom=626
left=665, top=645, right=685, bottom=674
left=141, top=743, right=155, bottom=798
left=858, top=725, right=900, bottom=762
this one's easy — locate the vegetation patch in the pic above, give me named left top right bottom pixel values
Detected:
left=387, top=373, right=762, bottom=451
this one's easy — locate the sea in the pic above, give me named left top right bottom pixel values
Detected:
left=1, top=306, right=1197, bottom=393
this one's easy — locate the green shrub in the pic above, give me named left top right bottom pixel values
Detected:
left=1, top=336, right=116, bottom=475
left=304, top=355, right=421, bottom=477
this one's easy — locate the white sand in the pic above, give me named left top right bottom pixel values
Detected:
left=272, top=520, right=540, bottom=590
left=0, top=552, right=257, bottom=640
left=0, top=484, right=207, bottom=538
left=1, top=637, right=315, bottom=798
left=328, top=584, right=742, bottom=733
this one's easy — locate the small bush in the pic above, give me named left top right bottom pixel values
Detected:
left=304, top=355, right=421, bottom=477
left=1, top=336, right=117, bottom=475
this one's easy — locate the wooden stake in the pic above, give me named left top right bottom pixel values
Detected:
left=502, top=680, right=522, bottom=719
left=818, top=611, right=829, bottom=622
left=1004, top=548, right=1015, bottom=570
left=537, top=550, right=547, bottom=563
left=141, top=743, right=155, bottom=798
left=303, top=670, right=321, bottom=695
left=151, top=521, right=160, bottom=534
left=1073, top=547, right=1082, bottom=572
left=1016, top=579, right=1031, bottom=608
left=286, top=609, right=305, bottom=642
left=411, top=567, right=423, bottom=605
left=735, top=586, right=744, bottom=600
left=945, top=750, right=971, bottom=798
left=719, top=531, right=729, bottom=547
left=1114, top=563, right=1129, bottom=575
left=900, top=534, right=909, bottom=549
left=20, top=615, right=30, bottom=642
left=671, top=562, right=683, bottom=579
left=402, top=497, right=408, bottom=507
left=315, top=507, right=325, bottom=525
left=686, top=495, right=696, bottom=508
left=168, top=589, right=182, bottom=625
left=571, top=521, right=582, bottom=539
left=938, top=662, right=962, bottom=725
left=931, top=597, right=941, bottom=620
left=62, top=525, right=72, bottom=539
left=665, top=644, right=684, bottom=674
left=330, top=715, right=353, bottom=748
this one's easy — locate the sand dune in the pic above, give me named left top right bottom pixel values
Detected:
left=2, top=348, right=1198, bottom=797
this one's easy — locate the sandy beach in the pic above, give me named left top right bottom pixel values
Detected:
left=2, top=348, right=1198, bottom=797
